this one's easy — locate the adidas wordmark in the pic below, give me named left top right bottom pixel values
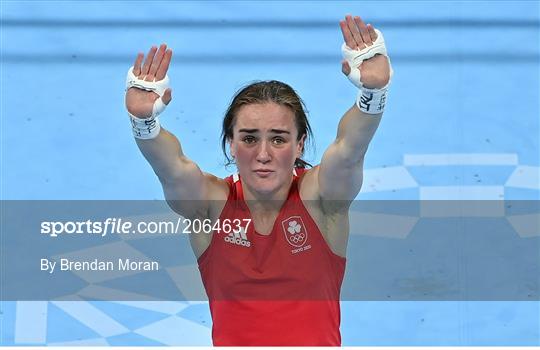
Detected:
left=224, top=228, right=251, bottom=247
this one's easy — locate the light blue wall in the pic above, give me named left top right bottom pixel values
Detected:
left=1, top=1, right=539, bottom=346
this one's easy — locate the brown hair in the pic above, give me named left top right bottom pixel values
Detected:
left=221, top=80, right=314, bottom=168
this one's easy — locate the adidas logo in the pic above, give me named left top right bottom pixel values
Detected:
left=224, top=227, right=251, bottom=247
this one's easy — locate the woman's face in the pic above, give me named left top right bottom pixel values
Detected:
left=230, top=102, right=305, bottom=198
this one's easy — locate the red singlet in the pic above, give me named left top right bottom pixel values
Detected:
left=197, top=169, right=346, bottom=346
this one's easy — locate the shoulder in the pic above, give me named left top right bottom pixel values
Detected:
left=298, top=166, right=351, bottom=214
left=170, top=172, right=229, bottom=220
left=204, top=172, right=233, bottom=221
left=297, top=166, right=350, bottom=257
left=204, top=172, right=231, bottom=201
left=297, top=166, right=319, bottom=201
left=188, top=173, right=231, bottom=259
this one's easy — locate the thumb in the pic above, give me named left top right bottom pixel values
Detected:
left=341, top=60, right=351, bottom=76
left=162, top=88, right=172, bottom=105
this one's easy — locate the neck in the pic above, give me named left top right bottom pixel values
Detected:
left=242, top=176, right=293, bottom=214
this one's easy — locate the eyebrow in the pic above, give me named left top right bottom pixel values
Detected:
left=238, top=128, right=290, bottom=134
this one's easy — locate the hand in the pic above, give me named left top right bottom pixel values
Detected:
left=339, top=15, right=390, bottom=89
left=125, top=44, right=173, bottom=118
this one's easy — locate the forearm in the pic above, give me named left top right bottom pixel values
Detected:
left=335, top=104, right=382, bottom=164
left=335, top=16, right=390, bottom=164
left=135, top=127, right=190, bottom=184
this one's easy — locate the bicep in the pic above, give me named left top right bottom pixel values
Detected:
left=317, top=140, right=364, bottom=202
left=161, top=159, right=228, bottom=259
left=160, top=158, right=214, bottom=218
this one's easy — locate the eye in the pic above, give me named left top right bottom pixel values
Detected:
left=272, top=137, right=286, bottom=145
left=242, top=135, right=257, bottom=144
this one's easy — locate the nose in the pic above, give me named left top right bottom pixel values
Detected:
left=255, top=140, right=271, bottom=163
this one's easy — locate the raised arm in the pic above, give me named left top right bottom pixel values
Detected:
left=315, top=15, right=391, bottom=204
left=125, top=44, right=222, bottom=218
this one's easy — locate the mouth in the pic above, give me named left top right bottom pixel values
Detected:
left=254, top=169, right=274, bottom=177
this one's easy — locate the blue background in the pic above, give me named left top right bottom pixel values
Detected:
left=1, top=0, right=539, bottom=346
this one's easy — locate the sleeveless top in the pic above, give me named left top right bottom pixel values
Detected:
left=197, top=168, right=346, bottom=346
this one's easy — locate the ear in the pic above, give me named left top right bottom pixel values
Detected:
left=296, top=133, right=306, bottom=158
left=229, top=138, right=236, bottom=158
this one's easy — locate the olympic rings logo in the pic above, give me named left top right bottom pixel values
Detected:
left=290, top=233, right=305, bottom=243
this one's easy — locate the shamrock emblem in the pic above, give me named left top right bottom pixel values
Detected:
left=287, top=220, right=302, bottom=234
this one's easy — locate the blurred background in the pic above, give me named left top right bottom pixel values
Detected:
left=1, top=0, right=539, bottom=346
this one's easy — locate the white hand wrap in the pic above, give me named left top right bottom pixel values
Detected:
left=341, top=28, right=393, bottom=114
left=125, top=66, right=171, bottom=139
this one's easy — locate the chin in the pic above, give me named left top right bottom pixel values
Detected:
left=252, top=179, right=279, bottom=193
left=245, top=175, right=280, bottom=195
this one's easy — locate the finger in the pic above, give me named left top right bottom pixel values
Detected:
left=354, top=16, right=372, bottom=45
left=149, top=43, right=167, bottom=77
left=133, top=53, right=143, bottom=76
left=155, top=49, right=173, bottom=80
left=141, top=46, right=157, bottom=76
left=341, top=60, right=351, bottom=76
left=346, top=15, right=363, bottom=49
left=162, top=88, right=172, bottom=105
left=339, top=20, right=356, bottom=49
left=367, top=24, right=378, bottom=42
